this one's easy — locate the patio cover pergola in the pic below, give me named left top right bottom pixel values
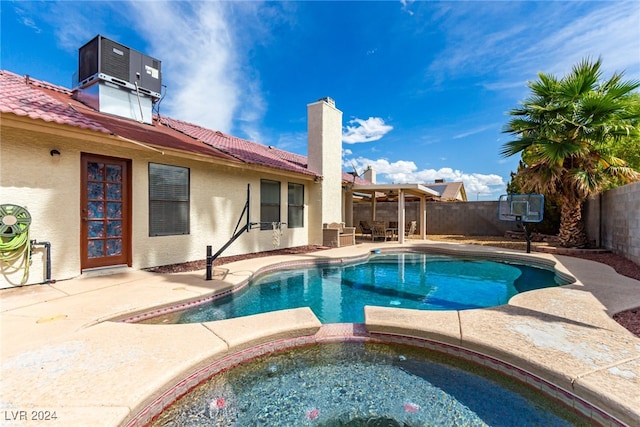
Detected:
left=349, top=183, right=440, bottom=243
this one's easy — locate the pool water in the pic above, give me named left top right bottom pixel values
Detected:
left=174, top=253, right=561, bottom=324
left=149, top=342, right=584, bottom=426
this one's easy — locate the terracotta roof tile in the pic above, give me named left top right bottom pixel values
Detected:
left=0, top=70, right=110, bottom=133
left=159, top=116, right=317, bottom=176
left=1, top=70, right=371, bottom=183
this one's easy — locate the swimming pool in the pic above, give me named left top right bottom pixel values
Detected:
left=144, top=252, right=565, bottom=324
left=148, top=341, right=586, bottom=426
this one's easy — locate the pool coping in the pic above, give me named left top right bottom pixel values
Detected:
left=126, top=323, right=626, bottom=427
left=1, top=240, right=639, bottom=426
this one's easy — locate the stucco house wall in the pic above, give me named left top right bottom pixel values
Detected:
left=1, top=118, right=319, bottom=288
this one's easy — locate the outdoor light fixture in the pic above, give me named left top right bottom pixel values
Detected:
left=50, top=149, right=61, bottom=157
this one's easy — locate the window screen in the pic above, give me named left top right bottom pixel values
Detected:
left=288, top=182, right=304, bottom=228
left=149, top=163, right=190, bottom=236
left=260, top=179, right=281, bottom=230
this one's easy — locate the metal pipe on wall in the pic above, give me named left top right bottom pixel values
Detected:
left=30, top=240, right=55, bottom=284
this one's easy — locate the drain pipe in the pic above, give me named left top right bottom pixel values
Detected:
left=30, top=240, right=55, bottom=284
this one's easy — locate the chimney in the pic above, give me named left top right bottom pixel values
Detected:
left=307, top=97, right=343, bottom=225
left=435, top=178, right=445, bottom=183
left=363, top=166, right=376, bottom=184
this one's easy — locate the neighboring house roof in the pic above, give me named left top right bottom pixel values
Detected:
left=341, top=172, right=371, bottom=186
left=424, top=181, right=467, bottom=201
left=1, top=70, right=370, bottom=184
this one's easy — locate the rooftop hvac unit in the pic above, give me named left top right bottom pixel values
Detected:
left=77, top=35, right=162, bottom=98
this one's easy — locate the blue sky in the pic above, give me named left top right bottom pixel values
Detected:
left=2, top=1, right=639, bottom=199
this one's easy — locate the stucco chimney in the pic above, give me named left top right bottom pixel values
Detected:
left=307, top=97, right=343, bottom=225
left=363, top=166, right=376, bottom=184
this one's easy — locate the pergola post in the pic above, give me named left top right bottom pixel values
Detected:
left=398, top=190, right=406, bottom=244
left=420, top=196, right=427, bottom=239
left=344, top=189, right=354, bottom=226
left=371, top=193, right=377, bottom=221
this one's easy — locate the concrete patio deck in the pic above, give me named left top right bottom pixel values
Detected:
left=1, top=240, right=639, bottom=426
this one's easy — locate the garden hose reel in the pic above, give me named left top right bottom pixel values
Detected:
left=0, top=204, right=32, bottom=284
left=1, top=204, right=31, bottom=237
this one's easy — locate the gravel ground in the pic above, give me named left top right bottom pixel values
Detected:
left=147, top=236, right=640, bottom=338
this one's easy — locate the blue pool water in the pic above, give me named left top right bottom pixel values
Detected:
left=172, top=252, right=561, bottom=324
left=149, top=342, right=584, bottom=426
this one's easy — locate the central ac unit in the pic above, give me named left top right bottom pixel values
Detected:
left=77, top=35, right=162, bottom=99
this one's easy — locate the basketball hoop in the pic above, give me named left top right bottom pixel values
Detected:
left=498, top=194, right=545, bottom=253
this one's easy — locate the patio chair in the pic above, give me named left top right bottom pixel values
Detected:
left=359, top=220, right=373, bottom=238
left=323, top=222, right=356, bottom=247
left=372, top=221, right=388, bottom=241
left=405, top=221, right=417, bottom=238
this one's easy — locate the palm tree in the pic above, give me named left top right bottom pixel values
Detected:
left=501, top=58, right=640, bottom=248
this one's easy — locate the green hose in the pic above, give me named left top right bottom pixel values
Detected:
left=0, top=204, right=32, bottom=284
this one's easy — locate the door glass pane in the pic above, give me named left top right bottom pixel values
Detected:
left=107, top=220, right=122, bottom=238
left=106, top=165, right=122, bottom=182
left=88, top=240, right=104, bottom=258
left=88, top=183, right=104, bottom=200
left=88, top=201, right=105, bottom=219
left=106, top=183, right=122, bottom=200
left=107, top=202, right=122, bottom=219
left=88, top=162, right=104, bottom=181
left=106, top=239, right=122, bottom=256
left=88, top=221, right=104, bottom=238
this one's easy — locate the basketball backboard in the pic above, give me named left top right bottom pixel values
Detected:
left=498, top=194, right=544, bottom=223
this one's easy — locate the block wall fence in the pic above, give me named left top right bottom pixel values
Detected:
left=585, top=181, right=640, bottom=267
left=353, top=201, right=516, bottom=237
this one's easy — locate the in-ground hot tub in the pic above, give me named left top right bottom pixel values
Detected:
left=143, top=338, right=597, bottom=426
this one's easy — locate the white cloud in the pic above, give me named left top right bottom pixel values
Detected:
left=345, top=157, right=506, bottom=197
left=17, top=2, right=106, bottom=50
left=343, top=117, right=393, bottom=144
left=125, top=2, right=246, bottom=133
left=428, top=2, right=640, bottom=89
left=400, top=0, right=415, bottom=15
left=13, top=5, right=41, bottom=33
left=523, top=3, right=640, bottom=79
left=452, top=123, right=499, bottom=140
left=274, top=131, right=306, bottom=152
